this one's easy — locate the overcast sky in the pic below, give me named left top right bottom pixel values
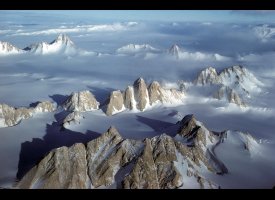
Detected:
left=1, top=10, right=275, bottom=24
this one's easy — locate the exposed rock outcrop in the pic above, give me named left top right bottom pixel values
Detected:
left=33, top=101, right=56, bottom=113
left=104, top=78, right=185, bottom=116
left=62, top=111, right=83, bottom=127
left=194, top=67, right=219, bottom=85
left=104, top=90, right=125, bottom=116
left=17, top=115, right=242, bottom=189
left=17, top=143, right=89, bottom=189
left=168, top=44, right=181, bottom=59
left=123, top=86, right=135, bottom=110
left=174, top=115, right=226, bottom=174
left=0, top=41, right=23, bottom=55
left=133, top=78, right=150, bottom=111
left=148, top=81, right=185, bottom=105
left=194, top=65, right=263, bottom=106
left=62, top=90, right=99, bottom=112
left=0, top=101, right=56, bottom=127
left=213, top=86, right=246, bottom=107
left=123, top=134, right=182, bottom=189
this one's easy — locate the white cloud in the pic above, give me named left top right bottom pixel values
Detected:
left=11, top=22, right=138, bottom=36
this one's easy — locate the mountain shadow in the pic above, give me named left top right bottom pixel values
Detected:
left=86, top=86, right=115, bottom=106
left=136, top=115, right=174, bottom=133
left=49, top=94, right=69, bottom=106
left=16, top=111, right=101, bottom=180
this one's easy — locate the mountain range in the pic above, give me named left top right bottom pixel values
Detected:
left=0, top=65, right=264, bottom=128
left=16, top=114, right=259, bottom=189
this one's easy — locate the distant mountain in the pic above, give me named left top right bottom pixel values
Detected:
left=116, top=44, right=160, bottom=54
left=16, top=114, right=259, bottom=189
left=23, top=34, right=76, bottom=55
left=0, top=41, right=23, bottom=55
left=194, top=65, right=264, bottom=106
left=103, top=77, right=185, bottom=116
left=213, top=86, right=246, bottom=107
left=168, top=44, right=181, bottom=58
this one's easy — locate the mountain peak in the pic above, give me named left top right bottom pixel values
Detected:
left=50, top=34, right=74, bottom=46
left=23, top=34, right=76, bottom=55
left=62, top=90, right=100, bottom=112
left=169, top=44, right=181, bottom=58
left=179, top=114, right=196, bottom=126
left=0, top=41, right=22, bottom=55
left=194, top=66, right=219, bottom=85
left=134, top=77, right=146, bottom=85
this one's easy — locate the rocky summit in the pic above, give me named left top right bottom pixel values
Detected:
left=104, top=90, right=125, bottom=116
left=168, top=44, right=181, bottom=59
left=62, top=90, right=99, bottom=112
left=15, top=114, right=255, bottom=189
left=0, top=41, right=23, bottom=55
left=213, top=86, right=246, bottom=107
left=194, top=65, right=263, bottom=106
left=0, top=101, right=56, bottom=127
left=104, top=78, right=185, bottom=116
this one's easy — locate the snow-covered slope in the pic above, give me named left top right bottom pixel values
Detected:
left=0, top=41, right=23, bottom=55
left=23, top=34, right=77, bottom=55
left=218, top=65, right=264, bottom=95
left=213, top=86, right=246, bottom=107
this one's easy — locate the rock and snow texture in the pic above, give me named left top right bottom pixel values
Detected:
left=148, top=81, right=185, bottom=105
left=104, top=90, right=125, bottom=116
left=194, top=65, right=264, bottom=106
left=23, top=34, right=77, bottom=55
left=213, top=86, right=246, bottom=107
left=62, top=90, right=99, bottom=112
left=16, top=114, right=258, bottom=189
left=133, top=78, right=150, bottom=111
left=62, top=111, right=84, bottom=127
left=104, top=78, right=185, bottom=116
left=0, top=101, right=56, bottom=127
left=0, top=41, right=23, bottom=55
left=168, top=44, right=181, bottom=59
left=194, top=67, right=219, bottom=85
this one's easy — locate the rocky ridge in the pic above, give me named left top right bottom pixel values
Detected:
left=0, top=41, right=23, bottom=55
left=0, top=101, right=56, bottom=127
left=104, top=78, right=185, bottom=116
left=15, top=114, right=252, bottom=189
left=194, top=65, right=263, bottom=106
left=62, top=90, right=99, bottom=112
